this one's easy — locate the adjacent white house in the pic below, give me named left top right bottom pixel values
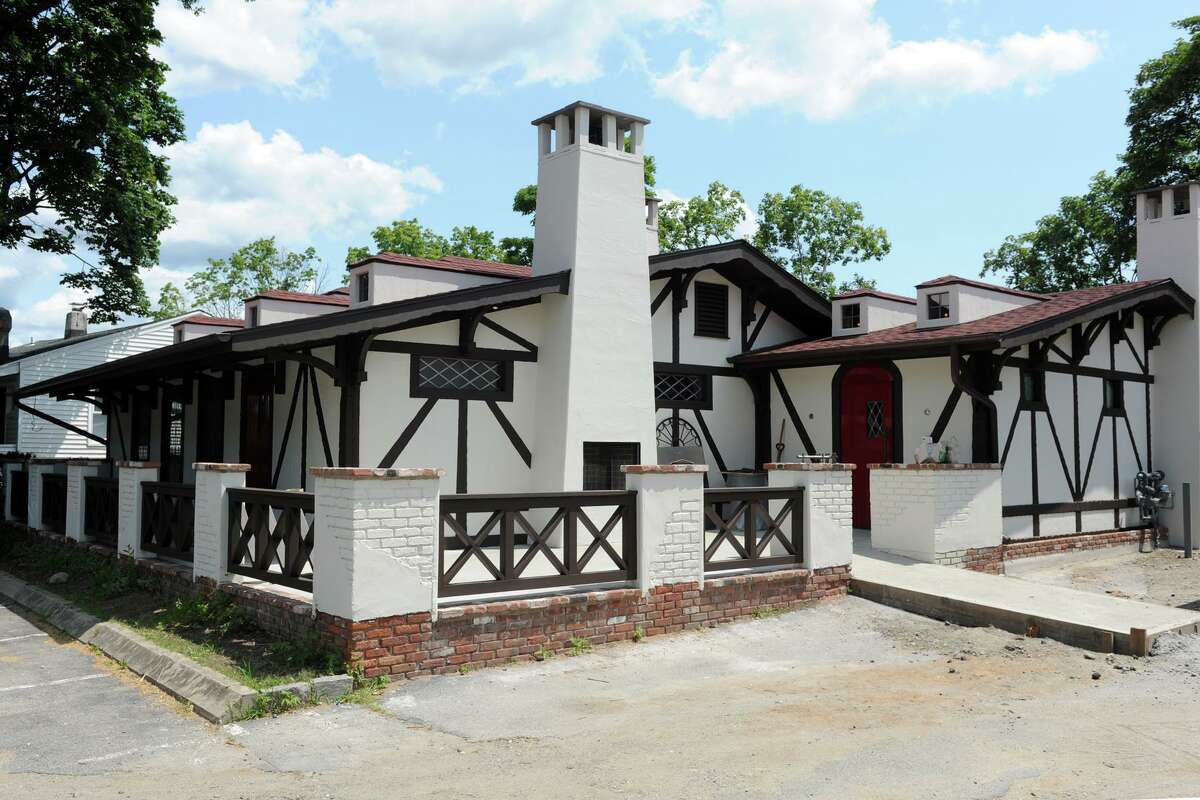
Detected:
left=7, top=101, right=1198, bottom=558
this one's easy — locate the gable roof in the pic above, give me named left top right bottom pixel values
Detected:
left=835, top=288, right=916, bottom=305
left=2, top=314, right=191, bottom=366
left=915, top=275, right=1045, bottom=300
left=735, top=279, right=1193, bottom=367
left=350, top=252, right=532, bottom=280
left=174, top=315, right=245, bottom=328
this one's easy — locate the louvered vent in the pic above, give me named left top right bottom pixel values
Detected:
left=693, top=281, right=728, bottom=338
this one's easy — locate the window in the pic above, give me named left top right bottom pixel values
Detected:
left=1020, top=369, right=1045, bottom=406
left=693, top=281, right=728, bottom=338
left=866, top=400, right=885, bottom=439
left=927, top=291, right=950, bottom=321
left=1145, top=191, right=1163, bottom=220
left=247, top=306, right=259, bottom=328
left=583, top=442, right=640, bottom=490
left=174, top=329, right=184, bottom=344
left=654, top=372, right=711, bottom=409
left=1103, top=379, right=1125, bottom=413
left=1174, top=187, right=1191, bottom=216
left=841, top=303, right=861, bottom=330
left=411, top=355, right=512, bottom=400
left=357, top=272, right=370, bottom=302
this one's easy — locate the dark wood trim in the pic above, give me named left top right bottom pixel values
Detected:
left=745, top=372, right=772, bottom=470
left=299, top=365, right=309, bottom=489
left=486, top=401, right=531, bottom=468
left=14, top=400, right=105, bottom=445
left=456, top=400, right=468, bottom=494
left=1003, top=355, right=1151, bottom=384
left=1043, top=405, right=1076, bottom=499
left=1002, top=498, right=1136, bottom=517
left=478, top=316, right=538, bottom=357
left=1000, top=404, right=1020, bottom=466
left=654, top=372, right=714, bottom=411
left=650, top=278, right=674, bottom=315
left=264, top=348, right=338, bottom=380
left=378, top=397, right=438, bottom=469
left=692, top=409, right=728, bottom=474
left=929, top=387, right=962, bottom=443
left=309, top=365, right=334, bottom=467
left=459, top=310, right=484, bottom=355
left=745, top=307, right=771, bottom=352
left=1121, top=413, right=1143, bottom=473
left=336, top=334, right=369, bottom=467
left=409, top=355, right=515, bottom=402
left=771, top=370, right=815, bottom=455
left=371, top=340, right=536, bottom=363
left=270, top=365, right=304, bottom=490
left=653, top=361, right=740, bottom=378
left=1081, top=410, right=1106, bottom=495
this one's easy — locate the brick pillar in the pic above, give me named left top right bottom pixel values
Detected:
left=622, top=465, right=706, bottom=592
left=65, top=460, right=104, bottom=541
left=192, top=463, right=249, bottom=584
left=310, top=467, right=443, bottom=622
left=25, top=459, right=53, bottom=531
left=765, top=463, right=855, bottom=570
left=117, top=461, right=159, bottom=559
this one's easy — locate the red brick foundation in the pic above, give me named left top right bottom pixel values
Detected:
left=959, top=528, right=1151, bottom=574
left=322, top=566, right=850, bottom=679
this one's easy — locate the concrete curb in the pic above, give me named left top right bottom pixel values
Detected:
left=0, top=569, right=257, bottom=723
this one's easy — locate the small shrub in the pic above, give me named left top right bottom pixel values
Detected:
left=244, top=689, right=303, bottom=719
left=631, top=625, right=646, bottom=643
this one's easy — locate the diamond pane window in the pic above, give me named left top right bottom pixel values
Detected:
left=655, top=372, right=706, bottom=406
left=866, top=400, right=885, bottom=439
left=415, top=356, right=505, bottom=395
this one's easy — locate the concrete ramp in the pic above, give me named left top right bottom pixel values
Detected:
left=851, top=553, right=1200, bottom=655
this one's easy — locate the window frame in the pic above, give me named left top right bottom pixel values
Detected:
left=926, top=291, right=951, bottom=321
left=1019, top=368, right=1047, bottom=409
left=1173, top=187, right=1191, bottom=217
left=1102, top=378, right=1125, bottom=415
left=582, top=441, right=640, bottom=491
left=653, top=371, right=713, bottom=410
left=247, top=305, right=259, bottom=328
left=409, top=354, right=514, bottom=402
left=840, top=302, right=862, bottom=330
left=693, top=280, right=729, bottom=339
left=357, top=272, right=370, bottom=303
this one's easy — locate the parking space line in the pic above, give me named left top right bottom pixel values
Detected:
left=0, top=633, right=49, bottom=644
left=0, top=673, right=106, bottom=693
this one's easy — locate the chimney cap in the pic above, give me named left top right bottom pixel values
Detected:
left=530, top=101, right=649, bottom=128
left=1132, top=180, right=1199, bottom=197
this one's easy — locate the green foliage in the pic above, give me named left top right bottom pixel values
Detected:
left=751, top=606, right=786, bottom=620
left=981, top=172, right=1134, bottom=293
left=632, top=625, right=646, bottom=643
left=1123, top=17, right=1200, bottom=189
left=448, top=225, right=500, bottom=260
left=345, top=218, right=449, bottom=265
left=533, top=643, right=555, bottom=661
left=499, top=236, right=534, bottom=266
left=243, top=689, right=303, bottom=720
left=158, top=594, right=252, bottom=639
left=567, top=636, right=591, bottom=656
left=150, top=282, right=189, bottom=321
left=337, top=661, right=389, bottom=707
left=185, top=237, right=321, bottom=318
left=753, top=185, right=890, bottom=298
left=512, top=184, right=538, bottom=219
left=1, top=1, right=187, bottom=323
left=658, top=181, right=746, bottom=252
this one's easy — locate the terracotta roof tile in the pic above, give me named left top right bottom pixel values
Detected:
left=246, top=289, right=350, bottom=307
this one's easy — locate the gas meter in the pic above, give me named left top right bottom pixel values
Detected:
left=1134, top=471, right=1173, bottom=548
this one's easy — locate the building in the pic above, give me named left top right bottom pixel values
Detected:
left=6, top=101, right=1197, bottom=550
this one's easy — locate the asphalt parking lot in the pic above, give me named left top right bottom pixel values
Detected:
left=0, top=597, right=233, bottom=775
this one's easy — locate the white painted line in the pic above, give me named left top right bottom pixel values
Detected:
left=0, top=672, right=106, bottom=693
left=0, top=633, right=49, bottom=644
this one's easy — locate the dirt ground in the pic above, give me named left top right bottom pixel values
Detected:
left=1008, top=546, right=1200, bottom=610
left=5, top=584, right=1200, bottom=800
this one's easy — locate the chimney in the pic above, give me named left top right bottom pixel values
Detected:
left=0, top=308, right=10, bottom=361
left=64, top=306, right=88, bottom=339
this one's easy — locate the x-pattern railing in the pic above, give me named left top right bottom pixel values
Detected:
left=84, top=476, right=119, bottom=546
left=140, top=481, right=196, bottom=562
left=703, top=487, right=804, bottom=573
left=439, top=491, right=637, bottom=597
left=227, top=488, right=314, bottom=592
left=41, top=473, right=67, bottom=534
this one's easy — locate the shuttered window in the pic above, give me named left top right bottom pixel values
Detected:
left=693, top=281, right=728, bottom=339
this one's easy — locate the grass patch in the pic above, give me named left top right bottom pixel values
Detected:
left=0, top=524, right=341, bottom=691
left=335, top=662, right=390, bottom=710
left=751, top=606, right=786, bottom=620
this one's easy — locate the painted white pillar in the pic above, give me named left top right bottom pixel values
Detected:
left=537, top=122, right=552, bottom=157
left=765, top=463, right=855, bottom=570
left=310, top=467, right=443, bottom=622
left=574, top=104, right=589, bottom=146
left=554, top=113, right=570, bottom=151
left=25, top=460, right=52, bottom=531
left=65, top=460, right=103, bottom=542
left=602, top=113, right=617, bottom=149
left=117, top=461, right=159, bottom=559
left=623, top=465, right=707, bottom=592
left=630, top=121, right=645, bottom=155
left=192, top=462, right=249, bottom=584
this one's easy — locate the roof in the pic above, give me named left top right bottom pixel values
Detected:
left=174, top=315, right=245, bottom=328
left=17, top=272, right=571, bottom=400
left=835, top=289, right=916, bottom=305
left=915, top=275, right=1045, bottom=300
left=350, top=252, right=532, bottom=280
left=2, top=315, right=185, bottom=365
left=325, top=286, right=350, bottom=296
left=245, top=289, right=350, bottom=307
left=736, top=279, right=1194, bottom=367
left=530, top=101, right=650, bottom=127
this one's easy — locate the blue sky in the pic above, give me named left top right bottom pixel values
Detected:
left=2, top=0, right=1194, bottom=344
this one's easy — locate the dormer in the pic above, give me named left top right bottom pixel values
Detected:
left=347, top=253, right=528, bottom=308
left=831, top=290, right=916, bottom=337
left=914, top=276, right=1042, bottom=329
left=172, top=314, right=244, bottom=343
left=242, top=289, right=349, bottom=328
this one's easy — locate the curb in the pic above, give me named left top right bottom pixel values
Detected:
left=0, top=569, right=256, bottom=723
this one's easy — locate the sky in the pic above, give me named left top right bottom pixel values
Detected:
left=2, top=0, right=1195, bottom=345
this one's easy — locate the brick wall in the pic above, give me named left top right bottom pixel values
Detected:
left=646, top=491, right=704, bottom=587
left=1000, top=529, right=1147, bottom=562
left=322, top=565, right=850, bottom=679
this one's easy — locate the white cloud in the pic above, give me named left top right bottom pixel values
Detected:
left=319, top=0, right=703, bottom=90
left=651, top=0, right=1100, bottom=119
left=156, top=0, right=321, bottom=95
left=159, top=121, right=442, bottom=264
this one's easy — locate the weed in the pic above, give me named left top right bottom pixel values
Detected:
left=751, top=607, right=785, bottom=620
left=631, top=625, right=646, bottom=643
left=457, top=664, right=473, bottom=676
left=533, top=644, right=555, bottom=661
left=243, top=689, right=303, bottom=720
left=567, top=636, right=591, bottom=656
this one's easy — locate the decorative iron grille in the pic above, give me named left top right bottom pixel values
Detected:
left=656, top=417, right=701, bottom=448
left=866, top=400, right=885, bottom=439
left=416, top=356, right=503, bottom=393
left=655, top=373, right=705, bottom=405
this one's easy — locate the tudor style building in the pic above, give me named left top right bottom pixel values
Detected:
left=6, top=102, right=1198, bottom=550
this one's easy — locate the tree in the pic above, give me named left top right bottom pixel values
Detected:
left=983, top=17, right=1199, bottom=292
left=658, top=181, right=746, bottom=252
left=499, top=236, right=533, bottom=266
left=346, top=217, right=448, bottom=264
left=981, top=172, right=1133, bottom=292
left=150, top=281, right=188, bottom=321
left=1, top=0, right=188, bottom=323
left=186, top=238, right=320, bottom=318
left=753, top=185, right=890, bottom=298
left=447, top=225, right=499, bottom=260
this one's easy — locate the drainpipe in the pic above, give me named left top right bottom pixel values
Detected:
left=950, top=345, right=999, bottom=463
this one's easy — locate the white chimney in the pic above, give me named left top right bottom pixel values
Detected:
left=64, top=306, right=88, bottom=338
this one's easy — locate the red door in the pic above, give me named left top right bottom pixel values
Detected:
left=839, top=364, right=895, bottom=529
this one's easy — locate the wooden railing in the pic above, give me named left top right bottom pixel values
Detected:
left=439, top=491, right=637, bottom=598
left=140, top=481, right=195, bottom=561
left=84, top=476, right=119, bottom=546
left=41, top=473, right=67, bottom=534
left=703, top=487, right=804, bottom=573
left=227, top=488, right=314, bottom=592
left=9, top=469, right=27, bottom=523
